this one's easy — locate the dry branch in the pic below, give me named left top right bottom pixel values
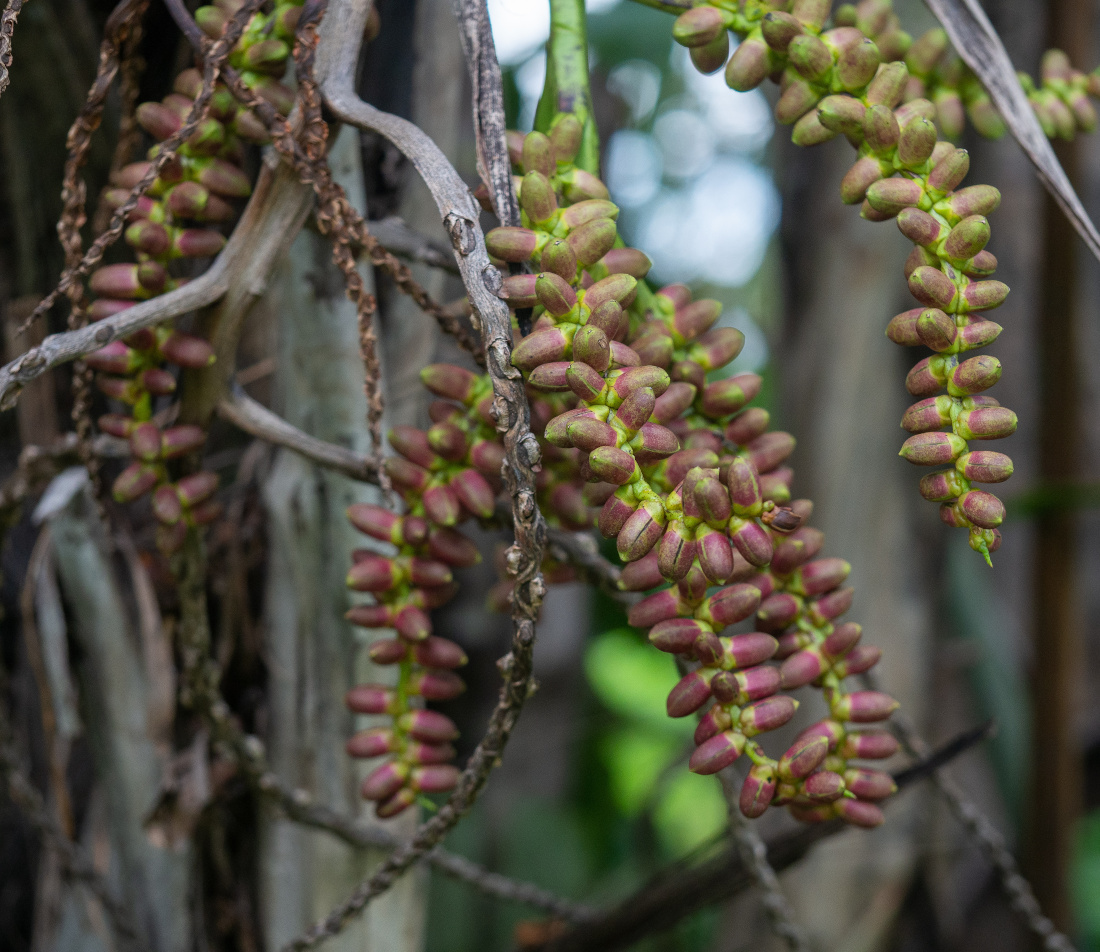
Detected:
left=864, top=672, right=1075, bottom=952
left=367, top=216, right=460, bottom=274
left=528, top=724, right=993, bottom=952
left=270, top=0, right=550, bottom=944
left=0, top=145, right=325, bottom=412
left=0, top=0, right=25, bottom=98
left=451, top=0, right=520, bottom=227
left=259, top=779, right=592, bottom=921
left=0, top=237, right=230, bottom=408
left=720, top=774, right=809, bottom=952
left=218, top=386, right=380, bottom=481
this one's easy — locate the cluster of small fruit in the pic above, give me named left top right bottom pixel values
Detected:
left=481, top=119, right=898, bottom=825
left=670, top=0, right=1028, bottom=562
left=341, top=369, right=507, bottom=816
left=84, top=0, right=301, bottom=551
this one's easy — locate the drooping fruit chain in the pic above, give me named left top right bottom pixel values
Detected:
left=84, top=0, right=302, bottom=551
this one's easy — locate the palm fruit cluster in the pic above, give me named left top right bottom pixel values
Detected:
left=734, top=501, right=900, bottom=825
left=194, top=0, right=305, bottom=113
left=619, top=285, right=897, bottom=825
left=481, top=122, right=899, bottom=826
left=871, top=142, right=1014, bottom=564
left=672, top=0, right=1100, bottom=143
left=82, top=1, right=302, bottom=551
left=484, top=113, right=653, bottom=534
left=342, top=371, right=507, bottom=817
left=667, top=0, right=1026, bottom=562
left=904, top=31, right=1100, bottom=141
left=624, top=497, right=898, bottom=826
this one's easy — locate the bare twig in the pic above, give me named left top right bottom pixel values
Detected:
left=259, top=778, right=592, bottom=921
left=889, top=720, right=994, bottom=788
left=0, top=245, right=227, bottom=409
left=451, top=0, right=520, bottom=227
left=542, top=523, right=628, bottom=603
left=533, top=821, right=839, bottom=952
left=368, top=216, right=460, bottom=274
left=530, top=724, right=993, bottom=952
left=218, top=386, right=379, bottom=481
left=0, top=148, right=326, bottom=409
left=863, top=672, right=1075, bottom=952
left=718, top=771, right=809, bottom=952
left=730, top=818, right=810, bottom=952
left=0, top=0, right=25, bottom=98
left=448, top=0, right=535, bottom=337
left=425, top=848, right=592, bottom=921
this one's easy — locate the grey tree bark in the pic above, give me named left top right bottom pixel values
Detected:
left=257, top=125, right=426, bottom=952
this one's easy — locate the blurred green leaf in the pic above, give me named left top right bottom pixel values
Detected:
left=600, top=727, right=681, bottom=815
left=653, top=768, right=728, bottom=856
left=1073, top=809, right=1100, bottom=949
left=585, top=627, right=692, bottom=736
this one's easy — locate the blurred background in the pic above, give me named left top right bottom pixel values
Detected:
left=431, top=1, right=1100, bottom=948
left=2, top=0, right=1099, bottom=949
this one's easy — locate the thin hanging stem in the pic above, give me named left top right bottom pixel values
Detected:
left=535, top=0, right=599, bottom=173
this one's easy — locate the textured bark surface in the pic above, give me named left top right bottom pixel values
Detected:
left=377, top=0, right=465, bottom=429
left=43, top=477, right=192, bottom=952
left=258, top=126, right=426, bottom=952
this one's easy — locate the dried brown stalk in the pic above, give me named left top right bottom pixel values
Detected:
left=0, top=0, right=25, bottom=98
left=19, top=0, right=266, bottom=334
left=290, top=9, right=388, bottom=466
left=57, top=0, right=148, bottom=501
